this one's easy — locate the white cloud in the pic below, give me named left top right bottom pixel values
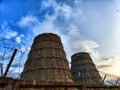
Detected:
left=15, top=34, right=24, bottom=44
left=0, top=23, right=17, bottom=39
left=41, top=0, right=56, bottom=9
left=61, top=23, right=100, bottom=61
left=15, top=37, right=21, bottom=44
left=32, top=20, right=60, bottom=36
left=81, top=40, right=100, bottom=58
left=18, top=15, right=39, bottom=28
left=5, top=31, right=17, bottom=39
left=20, top=34, right=24, bottom=38
left=56, top=4, right=72, bottom=20
left=66, top=39, right=100, bottom=62
left=18, top=0, right=100, bottom=64
left=68, top=24, right=80, bottom=38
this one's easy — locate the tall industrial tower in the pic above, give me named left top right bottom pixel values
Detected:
left=21, top=33, right=72, bottom=82
left=71, top=52, right=102, bottom=84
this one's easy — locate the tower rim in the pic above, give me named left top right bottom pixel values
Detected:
left=71, top=52, right=90, bottom=58
left=35, top=33, right=60, bottom=38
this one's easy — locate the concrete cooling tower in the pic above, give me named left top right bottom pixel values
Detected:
left=71, top=52, right=102, bottom=84
left=1, top=33, right=120, bottom=90
left=21, top=33, right=72, bottom=82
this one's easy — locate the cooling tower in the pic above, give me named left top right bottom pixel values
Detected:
left=71, top=52, right=102, bottom=84
left=21, top=33, right=72, bottom=82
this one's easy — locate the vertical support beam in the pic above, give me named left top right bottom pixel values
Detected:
left=3, top=49, right=17, bottom=77
left=0, top=63, right=3, bottom=76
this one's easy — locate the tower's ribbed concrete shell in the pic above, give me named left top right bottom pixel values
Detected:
left=21, top=33, right=72, bottom=82
left=71, top=52, right=102, bottom=84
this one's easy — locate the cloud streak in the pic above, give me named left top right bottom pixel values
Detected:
left=97, top=55, right=120, bottom=76
left=97, top=65, right=112, bottom=69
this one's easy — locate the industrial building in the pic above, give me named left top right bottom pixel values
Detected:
left=0, top=33, right=120, bottom=90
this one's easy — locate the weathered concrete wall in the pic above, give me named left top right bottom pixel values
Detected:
left=0, top=78, right=120, bottom=90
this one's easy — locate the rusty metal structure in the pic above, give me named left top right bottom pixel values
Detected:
left=71, top=52, right=102, bottom=84
left=21, top=33, right=72, bottom=82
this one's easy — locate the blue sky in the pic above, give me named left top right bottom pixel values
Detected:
left=0, top=0, right=120, bottom=77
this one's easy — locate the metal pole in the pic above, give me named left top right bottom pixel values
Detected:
left=0, top=63, right=3, bottom=76
left=3, top=49, right=17, bottom=77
